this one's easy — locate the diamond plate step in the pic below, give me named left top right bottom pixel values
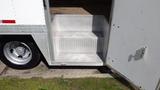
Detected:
left=51, top=14, right=106, bottom=32
left=53, top=53, right=103, bottom=66
left=54, top=31, right=103, bottom=53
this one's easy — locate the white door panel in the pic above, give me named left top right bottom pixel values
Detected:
left=107, top=0, right=160, bottom=90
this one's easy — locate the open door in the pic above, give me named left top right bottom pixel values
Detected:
left=106, top=0, right=160, bottom=90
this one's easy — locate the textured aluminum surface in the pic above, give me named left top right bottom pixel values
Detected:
left=0, top=25, right=47, bottom=33
left=54, top=31, right=103, bottom=53
left=53, top=53, right=103, bottom=66
left=51, top=15, right=107, bottom=65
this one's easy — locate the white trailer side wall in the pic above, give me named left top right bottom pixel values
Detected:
left=0, top=0, right=52, bottom=64
left=0, top=0, right=45, bottom=25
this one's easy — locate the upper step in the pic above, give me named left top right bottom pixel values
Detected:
left=51, top=14, right=107, bottom=32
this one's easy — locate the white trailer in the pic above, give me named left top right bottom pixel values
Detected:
left=0, top=0, right=160, bottom=90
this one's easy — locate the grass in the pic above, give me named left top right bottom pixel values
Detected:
left=0, top=77, right=130, bottom=90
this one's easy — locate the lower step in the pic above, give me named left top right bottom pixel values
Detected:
left=54, top=31, right=104, bottom=53
left=53, top=53, right=103, bottom=66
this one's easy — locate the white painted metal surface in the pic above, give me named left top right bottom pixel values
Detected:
left=107, top=0, right=160, bottom=90
left=0, top=0, right=45, bottom=25
left=0, top=0, right=15, bottom=21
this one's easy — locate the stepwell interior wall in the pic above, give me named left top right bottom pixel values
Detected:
left=106, top=0, right=160, bottom=90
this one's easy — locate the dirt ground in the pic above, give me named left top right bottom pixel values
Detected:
left=0, top=61, right=112, bottom=78
left=0, top=61, right=6, bottom=75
